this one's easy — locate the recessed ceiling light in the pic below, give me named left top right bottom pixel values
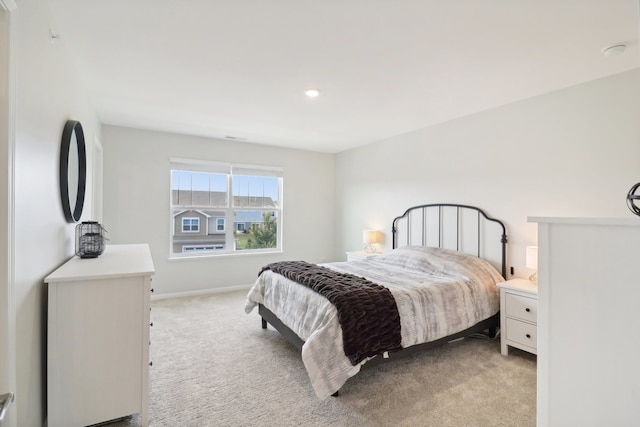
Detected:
left=304, top=89, right=320, bottom=98
left=602, top=44, right=626, bottom=57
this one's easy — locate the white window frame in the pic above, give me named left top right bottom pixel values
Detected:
left=181, top=217, right=199, bottom=232
left=170, top=158, right=283, bottom=258
left=216, top=218, right=225, bottom=232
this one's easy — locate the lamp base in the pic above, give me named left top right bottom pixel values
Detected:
left=364, top=244, right=378, bottom=254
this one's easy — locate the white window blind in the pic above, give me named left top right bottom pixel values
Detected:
left=170, top=158, right=230, bottom=174
left=231, top=163, right=283, bottom=178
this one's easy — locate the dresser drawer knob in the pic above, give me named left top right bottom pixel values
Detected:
left=525, top=308, right=530, bottom=312
left=526, top=334, right=531, bottom=339
left=150, top=322, right=153, bottom=327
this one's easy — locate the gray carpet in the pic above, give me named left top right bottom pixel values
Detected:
left=111, top=290, right=536, bottom=427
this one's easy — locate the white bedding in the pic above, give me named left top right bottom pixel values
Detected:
left=244, top=246, right=503, bottom=399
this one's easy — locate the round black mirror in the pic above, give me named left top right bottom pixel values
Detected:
left=59, top=120, right=87, bottom=223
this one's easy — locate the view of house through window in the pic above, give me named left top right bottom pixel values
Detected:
left=170, top=159, right=282, bottom=256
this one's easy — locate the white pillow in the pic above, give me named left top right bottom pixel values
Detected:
left=373, top=246, right=443, bottom=273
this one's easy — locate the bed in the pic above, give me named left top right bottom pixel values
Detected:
left=245, top=203, right=508, bottom=399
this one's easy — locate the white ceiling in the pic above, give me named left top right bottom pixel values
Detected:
left=48, top=0, right=640, bottom=153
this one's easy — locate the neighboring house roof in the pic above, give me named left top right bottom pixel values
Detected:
left=233, top=196, right=277, bottom=208
left=172, top=190, right=277, bottom=208
left=172, top=190, right=228, bottom=207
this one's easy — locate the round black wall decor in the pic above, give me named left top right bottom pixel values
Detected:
left=627, top=182, right=640, bottom=217
left=59, top=120, right=87, bottom=223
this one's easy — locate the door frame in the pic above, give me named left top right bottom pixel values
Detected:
left=0, top=1, right=17, bottom=427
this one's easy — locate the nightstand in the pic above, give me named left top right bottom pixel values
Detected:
left=497, top=278, right=538, bottom=356
left=345, top=251, right=381, bottom=262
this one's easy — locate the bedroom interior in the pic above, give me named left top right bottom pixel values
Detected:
left=2, top=1, right=640, bottom=427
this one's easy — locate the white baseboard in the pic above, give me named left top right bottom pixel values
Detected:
left=151, top=284, right=252, bottom=301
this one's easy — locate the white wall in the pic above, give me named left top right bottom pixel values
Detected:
left=101, top=125, right=335, bottom=296
left=13, top=0, right=99, bottom=425
left=335, top=69, right=640, bottom=279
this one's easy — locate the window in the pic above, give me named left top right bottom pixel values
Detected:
left=181, top=217, right=200, bottom=232
left=170, top=159, right=282, bottom=256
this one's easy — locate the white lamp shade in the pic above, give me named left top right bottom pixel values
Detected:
left=526, top=246, right=538, bottom=269
left=363, top=230, right=381, bottom=244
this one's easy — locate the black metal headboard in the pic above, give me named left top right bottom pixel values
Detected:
left=392, top=203, right=508, bottom=278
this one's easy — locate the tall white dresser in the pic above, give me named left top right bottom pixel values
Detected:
left=45, top=244, right=155, bottom=427
left=530, top=217, right=640, bottom=427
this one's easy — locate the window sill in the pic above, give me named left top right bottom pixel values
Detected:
left=168, top=249, right=283, bottom=261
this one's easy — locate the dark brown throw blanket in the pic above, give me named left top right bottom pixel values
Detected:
left=260, top=261, right=402, bottom=365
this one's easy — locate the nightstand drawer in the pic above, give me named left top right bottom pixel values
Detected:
left=506, top=318, right=537, bottom=350
left=346, top=251, right=381, bottom=262
left=505, top=293, right=537, bottom=323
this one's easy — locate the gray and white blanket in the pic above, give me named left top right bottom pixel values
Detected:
left=245, top=246, right=502, bottom=399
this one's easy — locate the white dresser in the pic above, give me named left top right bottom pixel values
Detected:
left=45, top=244, right=155, bottom=427
left=530, top=217, right=640, bottom=427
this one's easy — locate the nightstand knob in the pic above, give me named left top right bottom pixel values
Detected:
left=525, top=308, right=530, bottom=312
left=526, top=334, right=531, bottom=339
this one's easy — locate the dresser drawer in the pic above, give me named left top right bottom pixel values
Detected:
left=506, top=318, right=537, bottom=350
left=505, top=293, right=537, bottom=323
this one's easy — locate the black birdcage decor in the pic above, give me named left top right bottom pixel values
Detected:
left=75, top=221, right=108, bottom=258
